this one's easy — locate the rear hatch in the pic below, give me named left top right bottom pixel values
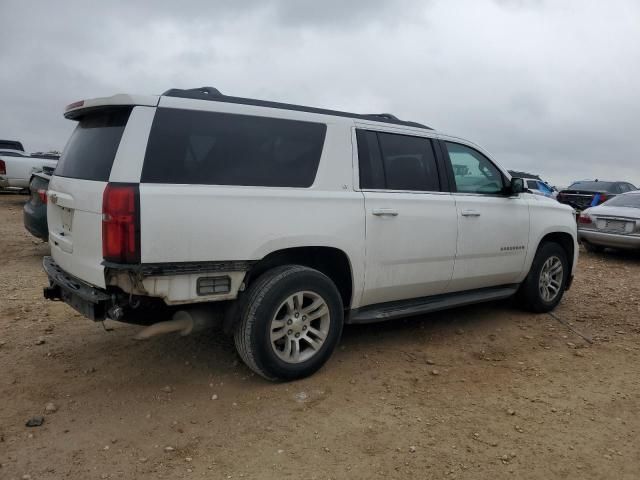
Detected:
left=48, top=108, right=132, bottom=288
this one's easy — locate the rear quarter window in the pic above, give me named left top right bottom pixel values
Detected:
left=141, top=108, right=327, bottom=187
left=55, top=108, right=131, bottom=181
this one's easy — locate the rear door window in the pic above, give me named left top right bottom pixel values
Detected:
left=378, top=132, right=440, bottom=191
left=356, top=129, right=440, bottom=192
left=55, top=108, right=131, bottom=181
left=141, top=108, right=327, bottom=187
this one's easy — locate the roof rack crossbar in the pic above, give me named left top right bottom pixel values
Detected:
left=161, top=87, right=432, bottom=130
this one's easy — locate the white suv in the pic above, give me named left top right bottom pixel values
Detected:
left=43, top=87, right=578, bottom=380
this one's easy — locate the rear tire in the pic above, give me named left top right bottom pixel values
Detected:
left=234, top=265, right=344, bottom=381
left=518, top=242, right=569, bottom=313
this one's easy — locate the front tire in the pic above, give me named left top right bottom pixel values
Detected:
left=518, top=242, right=569, bottom=313
left=234, top=265, right=344, bottom=381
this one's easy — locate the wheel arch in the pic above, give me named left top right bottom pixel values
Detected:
left=244, top=246, right=354, bottom=308
left=223, top=246, right=354, bottom=334
left=535, top=231, right=576, bottom=281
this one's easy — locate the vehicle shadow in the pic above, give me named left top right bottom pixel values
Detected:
left=341, top=300, right=520, bottom=345
left=61, top=299, right=524, bottom=388
left=581, top=247, right=640, bottom=263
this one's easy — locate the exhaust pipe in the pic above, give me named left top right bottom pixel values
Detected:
left=134, top=308, right=215, bottom=340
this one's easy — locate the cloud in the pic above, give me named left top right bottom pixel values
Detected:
left=1, top=0, right=638, bottom=186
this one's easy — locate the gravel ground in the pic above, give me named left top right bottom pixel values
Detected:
left=1, top=192, right=639, bottom=480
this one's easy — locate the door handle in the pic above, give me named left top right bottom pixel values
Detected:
left=372, top=208, right=399, bottom=217
left=461, top=210, right=481, bottom=217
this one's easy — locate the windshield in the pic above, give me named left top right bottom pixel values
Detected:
left=602, top=193, right=640, bottom=208
left=568, top=181, right=614, bottom=192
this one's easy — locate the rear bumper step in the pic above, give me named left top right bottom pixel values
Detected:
left=43, top=256, right=178, bottom=324
left=43, top=256, right=112, bottom=321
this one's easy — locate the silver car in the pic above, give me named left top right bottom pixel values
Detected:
left=578, top=191, right=640, bottom=252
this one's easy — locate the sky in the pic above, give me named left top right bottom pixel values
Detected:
left=1, top=0, right=638, bottom=187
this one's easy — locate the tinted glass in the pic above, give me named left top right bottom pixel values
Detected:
left=0, top=141, right=24, bottom=151
left=55, top=108, right=131, bottom=181
left=377, top=132, right=439, bottom=191
left=567, top=181, right=614, bottom=192
left=527, top=180, right=538, bottom=189
left=142, top=108, right=326, bottom=187
left=617, top=183, right=635, bottom=193
left=445, top=142, right=504, bottom=194
left=356, top=129, right=384, bottom=189
left=603, top=193, right=640, bottom=208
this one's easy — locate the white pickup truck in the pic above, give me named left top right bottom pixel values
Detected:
left=43, top=87, right=578, bottom=381
left=0, top=149, right=59, bottom=190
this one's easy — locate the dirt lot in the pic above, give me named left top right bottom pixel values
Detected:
left=1, top=192, right=639, bottom=480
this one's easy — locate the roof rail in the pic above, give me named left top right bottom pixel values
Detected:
left=162, top=87, right=223, bottom=99
left=364, top=113, right=401, bottom=121
left=161, top=87, right=432, bottom=130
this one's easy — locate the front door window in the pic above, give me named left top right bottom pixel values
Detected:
left=445, top=142, right=504, bottom=194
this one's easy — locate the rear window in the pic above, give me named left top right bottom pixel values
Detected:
left=55, top=108, right=131, bottom=181
left=0, top=140, right=24, bottom=151
left=567, top=181, right=614, bottom=192
left=602, top=193, right=640, bottom=208
left=141, top=108, right=327, bottom=187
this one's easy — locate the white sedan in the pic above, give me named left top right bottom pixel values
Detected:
left=578, top=191, right=640, bottom=252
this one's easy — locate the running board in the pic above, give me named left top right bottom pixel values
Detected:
left=348, top=284, right=519, bottom=324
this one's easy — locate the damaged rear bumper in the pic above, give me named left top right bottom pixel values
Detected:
left=43, top=256, right=113, bottom=321
left=43, top=256, right=179, bottom=324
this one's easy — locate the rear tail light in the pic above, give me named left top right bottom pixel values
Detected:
left=37, top=188, right=48, bottom=204
left=578, top=213, right=592, bottom=225
left=102, top=183, right=140, bottom=263
left=0, top=159, right=5, bottom=175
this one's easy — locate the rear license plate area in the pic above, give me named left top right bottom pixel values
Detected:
left=60, top=207, right=74, bottom=232
left=597, top=219, right=628, bottom=233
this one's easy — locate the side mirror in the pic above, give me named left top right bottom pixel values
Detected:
left=510, top=177, right=525, bottom=195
